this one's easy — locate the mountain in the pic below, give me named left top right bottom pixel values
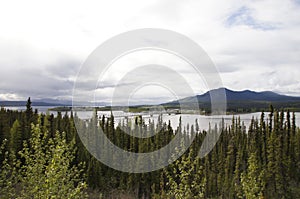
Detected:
left=0, top=100, right=68, bottom=107
left=0, top=98, right=107, bottom=107
left=163, top=88, right=300, bottom=113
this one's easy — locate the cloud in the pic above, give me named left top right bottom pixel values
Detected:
left=0, top=40, right=80, bottom=100
left=226, top=6, right=278, bottom=30
left=0, top=0, right=300, bottom=104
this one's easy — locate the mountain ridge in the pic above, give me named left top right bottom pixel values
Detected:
left=162, top=88, right=300, bottom=113
left=1, top=88, right=300, bottom=113
left=167, top=88, right=300, bottom=103
left=0, top=100, right=68, bottom=107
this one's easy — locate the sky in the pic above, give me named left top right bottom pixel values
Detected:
left=0, top=0, right=300, bottom=105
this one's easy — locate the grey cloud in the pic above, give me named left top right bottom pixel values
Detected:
left=0, top=59, right=79, bottom=100
left=0, top=38, right=84, bottom=100
left=215, top=64, right=238, bottom=73
left=45, top=59, right=81, bottom=79
left=1, top=0, right=300, bottom=104
left=96, top=82, right=137, bottom=89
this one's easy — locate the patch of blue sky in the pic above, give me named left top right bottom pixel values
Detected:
left=226, top=6, right=278, bottom=31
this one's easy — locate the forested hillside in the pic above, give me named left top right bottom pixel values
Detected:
left=0, top=99, right=300, bottom=198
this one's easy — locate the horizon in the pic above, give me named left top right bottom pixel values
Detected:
left=1, top=1, right=300, bottom=198
left=1, top=87, right=300, bottom=107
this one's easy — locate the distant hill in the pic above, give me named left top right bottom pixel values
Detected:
left=162, top=88, right=300, bottom=113
left=0, top=100, right=68, bottom=107
left=0, top=98, right=106, bottom=107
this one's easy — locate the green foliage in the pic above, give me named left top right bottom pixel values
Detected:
left=1, top=105, right=300, bottom=198
left=241, top=152, right=264, bottom=199
left=0, top=120, right=88, bottom=199
left=165, top=147, right=206, bottom=199
left=18, top=123, right=88, bottom=199
left=0, top=139, right=21, bottom=199
left=9, top=119, right=23, bottom=154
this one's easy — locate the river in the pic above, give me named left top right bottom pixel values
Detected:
left=3, top=106, right=300, bottom=131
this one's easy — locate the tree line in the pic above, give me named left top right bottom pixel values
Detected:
left=0, top=98, right=300, bottom=198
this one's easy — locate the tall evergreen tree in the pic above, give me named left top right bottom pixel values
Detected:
left=9, top=119, right=23, bottom=154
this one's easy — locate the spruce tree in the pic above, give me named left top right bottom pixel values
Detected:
left=241, top=152, right=264, bottom=199
left=18, top=122, right=88, bottom=198
left=9, top=119, right=23, bottom=154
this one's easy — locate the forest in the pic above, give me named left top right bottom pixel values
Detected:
left=0, top=98, right=300, bottom=199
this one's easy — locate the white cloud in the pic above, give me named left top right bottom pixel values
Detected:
left=0, top=0, right=299, bottom=104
